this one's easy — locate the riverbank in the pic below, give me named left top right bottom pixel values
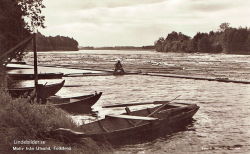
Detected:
left=0, top=89, right=113, bottom=154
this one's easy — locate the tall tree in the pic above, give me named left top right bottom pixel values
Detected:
left=154, top=37, right=165, bottom=52
left=0, top=0, right=45, bottom=63
left=219, top=22, right=231, bottom=32
left=197, top=36, right=211, bottom=52
left=18, top=0, right=45, bottom=31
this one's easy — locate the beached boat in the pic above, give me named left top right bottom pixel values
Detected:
left=7, top=80, right=65, bottom=98
left=8, top=72, right=64, bottom=80
left=51, top=92, right=102, bottom=114
left=51, top=102, right=199, bottom=144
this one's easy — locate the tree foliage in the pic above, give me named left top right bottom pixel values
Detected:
left=35, top=32, right=79, bottom=51
left=0, top=0, right=45, bottom=63
left=17, top=0, right=45, bottom=31
left=155, top=23, right=250, bottom=54
left=155, top=32, right=191, bottom=53
left=219, top=22, right=231, bottom=32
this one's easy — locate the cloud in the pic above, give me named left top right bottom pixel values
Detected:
left=186, top=0, right=248, bottom=12
left=43, top=0, right=166, bottom=10
left=40, top=0, right=250, bottom=46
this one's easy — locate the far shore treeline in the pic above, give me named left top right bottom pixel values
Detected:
left=79, top=45, right=154, bottom=50
left=35, top=32, right=79, bottom=51
left=154, top=23, right=250, bottom=54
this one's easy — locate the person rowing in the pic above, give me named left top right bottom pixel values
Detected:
left=114, top=60, right=125, bottom=74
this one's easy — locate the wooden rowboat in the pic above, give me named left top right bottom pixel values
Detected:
left=78, top=103, right=199, bottom=144
left=113, top=70, right=125, bottom=75
left=51, top=102, right=199, bottom=144
left=8, top=72, right=64, bottom=80
left=113, top=71, right=141, bottom=76
left=7, top=80, right=65, bottom=98
left=47, top=93, right=95, bottom=103
left=51, top=92, right=102, bottom=114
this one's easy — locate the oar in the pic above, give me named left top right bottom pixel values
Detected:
left=102, top=101, right=169, bottom=108
left=135, top=95, right=181, bottom=126
left=63, top=85, right=83, bottom=87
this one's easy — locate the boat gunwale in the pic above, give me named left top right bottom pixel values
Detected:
left=50, top=92, right=102, bottom=106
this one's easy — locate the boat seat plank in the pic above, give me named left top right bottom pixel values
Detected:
left=106, top=114, right=158, bottom=121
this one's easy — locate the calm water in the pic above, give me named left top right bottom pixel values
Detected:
left=22, top=50, right=250, bottom=154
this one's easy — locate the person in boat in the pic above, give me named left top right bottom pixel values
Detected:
left=114, top=60, right=125, bottom=73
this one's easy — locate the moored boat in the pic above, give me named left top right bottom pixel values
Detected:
left=9, top=61, right=27, bottom=65
left=51, top=92, right=102, bottom=114
left=51, top=102, right=199, bottom=145
left=7, top=80, right=65, bottom=98
left=47, top=93, right=96, bottom=103
left=8, top=72, right=64, bottom=80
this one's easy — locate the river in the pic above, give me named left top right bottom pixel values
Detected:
left=21, top=50, right=250, bottom=154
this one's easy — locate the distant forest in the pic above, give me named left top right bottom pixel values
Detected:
left=80, top=46, right=154, bottom=50
left=36, top=32, right=78, bottom=51
left=154, top=23, right=250, bottom=54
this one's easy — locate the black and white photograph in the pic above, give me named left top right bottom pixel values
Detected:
left=0, top=0, right=250, bottom=153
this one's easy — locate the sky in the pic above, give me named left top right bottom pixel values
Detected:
left=40, top=0, right=250, bottom=47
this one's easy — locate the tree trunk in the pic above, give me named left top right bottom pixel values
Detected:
left=0, top=64, right=7, bottom=88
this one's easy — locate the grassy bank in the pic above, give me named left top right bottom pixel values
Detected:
left=0, top=89, right=113, bottom=154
